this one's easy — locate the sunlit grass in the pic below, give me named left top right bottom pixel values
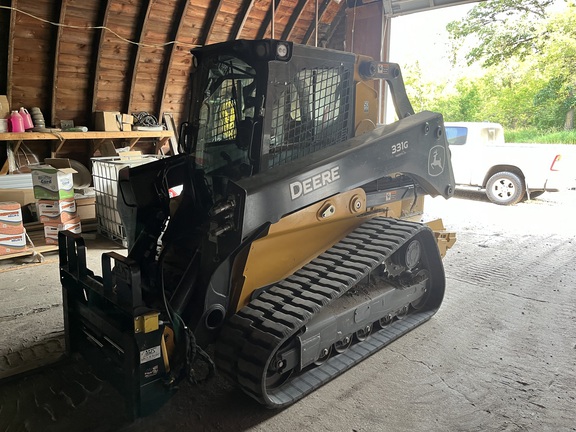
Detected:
left=505, top=128, right=576, bottom=144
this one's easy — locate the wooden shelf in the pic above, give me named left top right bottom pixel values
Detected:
left=0, top=130, right=174, bottom=174
left=0, top=130, right=174, bottom=141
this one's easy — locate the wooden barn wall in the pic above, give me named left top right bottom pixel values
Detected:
left=128, top=0, right=175, bottom=116
left=52, top=0, right=100, bottom=127
left=0, top=0, right=351, bottom=163
left=0, top=0, right=10, bottom=94
left=5, top=0, right=59, bottom=164
left=8, top=0, right=58, bottom=119
left=92, top=1, right=135, bottom=114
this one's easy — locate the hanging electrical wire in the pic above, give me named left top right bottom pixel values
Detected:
left=0, top=5, right=201, bottom=49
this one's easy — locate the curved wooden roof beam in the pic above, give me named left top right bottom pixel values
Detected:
left=50, top=0, right=67, bottom=126
left=6, top=0, right=17, bottom=105
left=203, top=0, right=224, bottom=46
left=302, top=0, right=331, bottom=45
left=90, top=0, right=111, bottom=114
left=323, top=3, right=346, bottom=48
left=127, top=0, right=153, bottom=114
left=256, top=0, right=282, bottom=40
left=281, top=0, right=308, bottom=41
left=158, top=0, right=190, bottom=120
left=231, top=0, right=256, bottom=40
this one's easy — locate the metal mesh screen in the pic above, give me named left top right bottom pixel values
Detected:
left=269, top=65, right=351, bottom=168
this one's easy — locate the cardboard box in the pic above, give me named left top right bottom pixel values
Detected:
left=0, top=188, right=35, bottom=206
left=76, top=204, right=95, bottom=221
left=31, top=163, right=76, bottom=200
left=76, top=195, right=95, bottom=205
left=44, top=216, right=82, bottom=245
left=0, top=231, right=27, bottom=256
left=121, top=114, right=133, bottom=131
left=94, top=111, right=121, bottom=131
left=0, top=201, right=24, bottom=234
left=94, top=111, right=122, bottom=132
left=0, top=95, right=9, bottom=119
left=76, top=196, right=96, bottom=220
left=93, top=111, right=134, bottom=131
left=37, top=198, right=77, bottom=223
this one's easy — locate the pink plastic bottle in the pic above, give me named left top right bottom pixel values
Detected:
left=19, top=107, right=34, bottom=130
left=8, top=110, right=24, bottom=133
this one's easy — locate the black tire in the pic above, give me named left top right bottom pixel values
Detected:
left=485, top=171, right=525, bottom=205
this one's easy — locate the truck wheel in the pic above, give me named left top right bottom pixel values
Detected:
left=486, top=171, right=525, bottom=205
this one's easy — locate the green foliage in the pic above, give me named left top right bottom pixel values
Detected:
left=533, top=77, right=568, bottom=129
left=447, top=0, right=555, bottom=67
left=504, top=128, right=576, bottom=144
left=430, top=80, right=484, bottom=122
left=406, top=1, right=576, bottom=131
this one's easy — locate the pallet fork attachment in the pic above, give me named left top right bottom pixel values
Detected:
left=58, top=231, right=174, bottom=418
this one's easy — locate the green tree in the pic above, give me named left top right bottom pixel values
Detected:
left=426, top=79, right=483, bottom=122
left=447, top=0, right=557, bottom=67
left=475, top=62, right=546, bottom=128
left=532, top=8, right=576, bottom=129
left=445, top=0, right=575, bottom=130
left=403, top=61, right=427, bottom=112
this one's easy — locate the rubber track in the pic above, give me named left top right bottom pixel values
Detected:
left=215, top=217, right=439, bottom=408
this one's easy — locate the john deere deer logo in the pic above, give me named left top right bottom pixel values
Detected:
left=428, top=145, right=445, bottom=177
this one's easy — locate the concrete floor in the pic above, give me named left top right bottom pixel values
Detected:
left=1, top=189, right=575, bottom=432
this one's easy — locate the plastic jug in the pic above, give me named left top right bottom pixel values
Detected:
left=8, top=110, right=24, bottom=133
left=19, top=107, right=34, bottom=130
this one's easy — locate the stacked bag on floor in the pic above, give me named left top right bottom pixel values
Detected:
left=31, top=163, right=82, bottom=245
left=0, top=202, right=27, bottom=255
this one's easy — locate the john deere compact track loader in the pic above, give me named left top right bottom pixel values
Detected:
left=59, top=39, right=455, bottom=417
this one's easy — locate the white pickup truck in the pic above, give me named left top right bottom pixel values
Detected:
left=445, top=122, right=564, bottom=205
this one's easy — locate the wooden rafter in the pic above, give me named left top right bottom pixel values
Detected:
left=51, top=0, right=68, bottom=126
left=231, top=0, right=256, bottom=40
left=0, top=6, right=7, bottom=95
left=257, top=0, right=282, bottom=40
left=323, top=2, right=346, bottom=47
left=127, top=0, right=152, bottom=114
left=302, top=0, right=331, bottom=45
left=281, top=0, right=308, bottom=41
left=158, top=0, right=190, bottom=120
left=47, top=2, right=62, bottom=125
left=6, top=0, right=17, bottom=105
left=203, top=0, right=224, bottom=46
left=90, top=0, right=111, bottom=114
